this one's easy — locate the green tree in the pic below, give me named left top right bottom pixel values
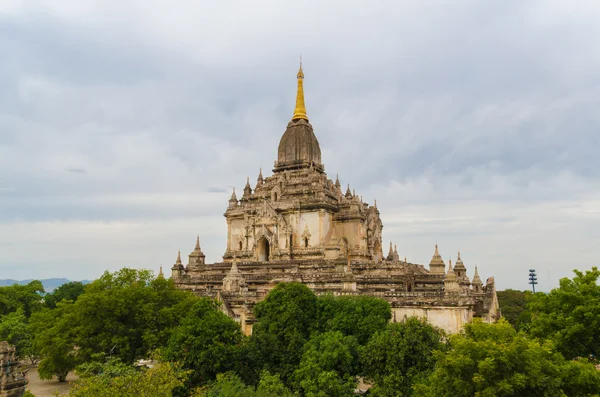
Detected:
left=250, top=282, right=318, bottom=384
left=30, top=268, right=199, bottom=380
left=362, top=318, right=445, bottom=397
left=0, top=280, right=45, bottom=317
left=0, top=309, right=32, bottom=359
left=63, top=268, right=198, bottom=363
left=44, top=281, right=86, bottom=309
left=68, top=358, right=188, bottom=397
left=195, top=371, right=294, bottom=397
left=414, top=319, right=600, bottom=397
left=30, top=303, right=78, bottom=381
left=194, top=373, right=257, bottom=397
left=496, top=289, right=534, bottom=331
left=315, top=295, right=391, bottom=345
left=528, top=267, right=600, bottom=359
left=164, top=298, right=244, bottom=387
left=293, top=331, right=360, bottom=397
left=255, top=371, right=294, bottom=397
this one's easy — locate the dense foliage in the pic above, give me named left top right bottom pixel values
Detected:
left=414, top=319, right=600, bottom=396
left=314, top=295, right=391, bottom=345
left=0, top=280, right=44, bottom=317
left=496, top=288, right=533, bottom=330
left=44, top=281, right=86, bottom=309
left=528, top=267, right=600, bottom=360
left=293, top=331, right=360, bottom=396
left=362, top=318, right=446, bottom=396
left=196, top=372, right=293, bottom=397
left=250, top=282, right=319, bottom=384
left=29, top=268, right=200, bottom=381
left=0, top=281, right=44, bottom=362
left=67, top=358, right=189, bottom=397
left=165, top=298, right=244, bottom=387
left=4, top=266, right=600, bottom=396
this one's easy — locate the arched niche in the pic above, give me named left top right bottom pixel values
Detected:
left=257, top=237, right=270, bottom=261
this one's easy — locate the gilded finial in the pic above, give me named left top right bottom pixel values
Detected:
left=292, top=58, right=308, bottom=121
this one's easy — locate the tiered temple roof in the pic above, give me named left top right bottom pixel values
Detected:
left=171, top=63, right=499, bottom=335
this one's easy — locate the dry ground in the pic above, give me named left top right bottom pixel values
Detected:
left=25, top=366, right=77, bottom=397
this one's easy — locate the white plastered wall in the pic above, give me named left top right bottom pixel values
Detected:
left=391, top=307, right=473, bottom=334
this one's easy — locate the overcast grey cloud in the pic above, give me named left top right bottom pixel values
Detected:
left=1, top=0, right=599, bottom=289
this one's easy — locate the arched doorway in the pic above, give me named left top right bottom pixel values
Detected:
left=257, top=237, right=270, bottom=261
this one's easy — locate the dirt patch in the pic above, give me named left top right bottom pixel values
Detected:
left=25, top=366, right=77, bottom=397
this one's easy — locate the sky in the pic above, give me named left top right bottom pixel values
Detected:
left=1, top=0, right=599, bottom=290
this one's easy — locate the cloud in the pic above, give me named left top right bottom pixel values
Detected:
left=1, top=0, right=599, bottom=289
left=65, top=167, right=85, bottom=174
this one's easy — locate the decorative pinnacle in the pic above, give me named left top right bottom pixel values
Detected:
left=230, top=260, right=239, bottom=274
left=195, top=235, right=201, bottom=251
left=345, top=184, right=352, bottom=198
left=244, top=177, right=252, bottom=196
left=176, top=250, right=182, bottom=265
left=256, top=168, right=264, bottom=188
left=292, top=58, right=308, bottom=121
left=472, top=266, right=483, bottom=285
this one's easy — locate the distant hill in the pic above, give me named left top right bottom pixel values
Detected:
left=0, top=278, right=91, bottom=292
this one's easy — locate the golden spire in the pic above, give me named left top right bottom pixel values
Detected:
left=292, top=57, right=308, bottom=121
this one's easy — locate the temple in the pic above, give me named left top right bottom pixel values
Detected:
left=172, top=63, right=500, bottom=335
left=0, top=342, right=27, bottom=397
